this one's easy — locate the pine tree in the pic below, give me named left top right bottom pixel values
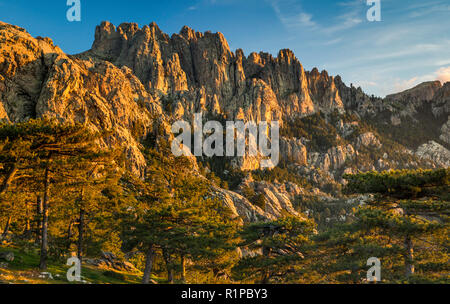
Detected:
left=313, top=169, right=450, bottom=283
left=52, top=148, right=120, bottom=263
left=121, top=147, right=238, bottom=284
left=0, top=122, right=36, bottom=195
left=232, top=216, right=316, bottom=284
left=0, top=118, right=110, bottom=270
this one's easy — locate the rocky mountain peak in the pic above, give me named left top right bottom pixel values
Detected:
left=86, top=21, right=351, bottom=117
left=433, top=81, right=450, bottom=103
left=386, top=80, right=442, bottom=103
left=1, top=21, right=449, bottom=224
left=309, top=67, right=320, bottom=77
left=277, top=49, right=297, bottom=62
left=179, top=25, right=198, bottom=40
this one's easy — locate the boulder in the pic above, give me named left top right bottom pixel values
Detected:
left=416, top=141, right=450, bottom=167
left=0, top=251, right=14, bottom=262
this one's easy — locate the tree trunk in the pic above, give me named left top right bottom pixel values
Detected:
left=163, top=248, right=174, bottom=284
left=35, top=195, right=43, bottom=244
left=1, top=216, right=12, bottom=240
left=404, top=235, right=414, bottom=278
left=0, top=164, right=17, bottom=195
left=180, top=255, right=186, bottom=283
left=0, top=164, right=17, bottom=242
left=39, top=166, right=50, bottom=271
left=261, top=270, right=270, bottom=284
left=67, top=220, right=73, bottom=250
left=142, top=245, right=156, bottom=284
left=23, top=201, right=31, bottom=238
left=77, top=208, right=85, bottom=264
left=261, top=245, right=271, bottom=284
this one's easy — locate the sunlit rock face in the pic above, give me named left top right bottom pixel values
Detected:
left=88, top=22, right=357, bottom=124
left=1, top=20, right=448, bottom=222
left=0, top=21, right=166, bottom=176
left=416, top=141, right=450, bottom=168
left=280, top=137, right=308, bottom=165
left=308, top=144, right=356, bottom=173
left=84, top=21, right=367, bottom=171
left=354, top=132, right=382, bottom=150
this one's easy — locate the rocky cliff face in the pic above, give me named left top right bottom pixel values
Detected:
left=380, top=81, right=450, bottom=165
left=1, top=21, right=448, bottom=223
left=0, top=21, right=168, bottom=176
left=432, top=82, right=450, bottom=145
left=386, top=81, right=442, bottom=104
left=416, top=141, right=450, bottom=167
left=87, top=22, right=351, bottom=125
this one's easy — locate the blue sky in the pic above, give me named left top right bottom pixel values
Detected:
left=0, top=0, right=449, bottom=97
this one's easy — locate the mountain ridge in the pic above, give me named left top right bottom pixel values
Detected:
left=0, top=20, right=449, bottom=221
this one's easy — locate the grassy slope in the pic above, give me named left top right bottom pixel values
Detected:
left=0, top=245, right=159, bottom=284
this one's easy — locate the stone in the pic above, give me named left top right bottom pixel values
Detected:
left=0, top=251, right=14, bottom=262
left=0, top=21, right=165, bottom=177
left=1, top=20, right=449, bottom=225
left=280, top=137, right=308, bottom=165
left=385, top=81, right=442, bottom=104
left=416, top=141, right=450, bottom=167
left=39, top=272, right=54, bottom=280
left=354, top=132, right=382, bottom=149
left=440, top=118, right=450, bottom=144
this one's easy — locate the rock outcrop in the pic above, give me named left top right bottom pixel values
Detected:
left=386, top=81, right=442, bottom=105
left=416, top=141, right=450, bottom=167
left=236, top=177, right=307, bottom=220
left=308, top=144, right=356, bottom=172
left=431, top=83, right=450, bottom=145
left=440, top=119, right=450, bottom=145
left=280, top=137, right=308, bottom=165
left=212, top=186, right=268, bottom=223
left=354, top=132, right=381, bottom=150
left=85, top=251, right=140, bottom=273
left=0, top=21, right=166, bottom=176
left=86, top=21, right=353, bottom=126
left=1, top=20, right=448, bottom=224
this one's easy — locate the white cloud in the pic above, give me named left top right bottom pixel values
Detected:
left=322, top=38, right=343, bottom=46
left=269, top=0, right=364, bottom=34
left=383, top=66, right=450, bottom=95
left=298, top=12, right=316, bottom=28
left=323, top=1, right=363, bottom=34
left=392, top=77, right=423, bottom=93
left=265, top=0, right=450, bottom=97
left=323, top=14, right=362, bottom=34
left=436, top=66, right=450, bottom=84
left=358, top=80, right=378, bottom=87
left=269, top=0, right=318, bottom=29
left=409, top=3, right=450, bottom=18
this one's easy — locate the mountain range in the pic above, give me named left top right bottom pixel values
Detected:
left=0, top=20, right=449, bottom=223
